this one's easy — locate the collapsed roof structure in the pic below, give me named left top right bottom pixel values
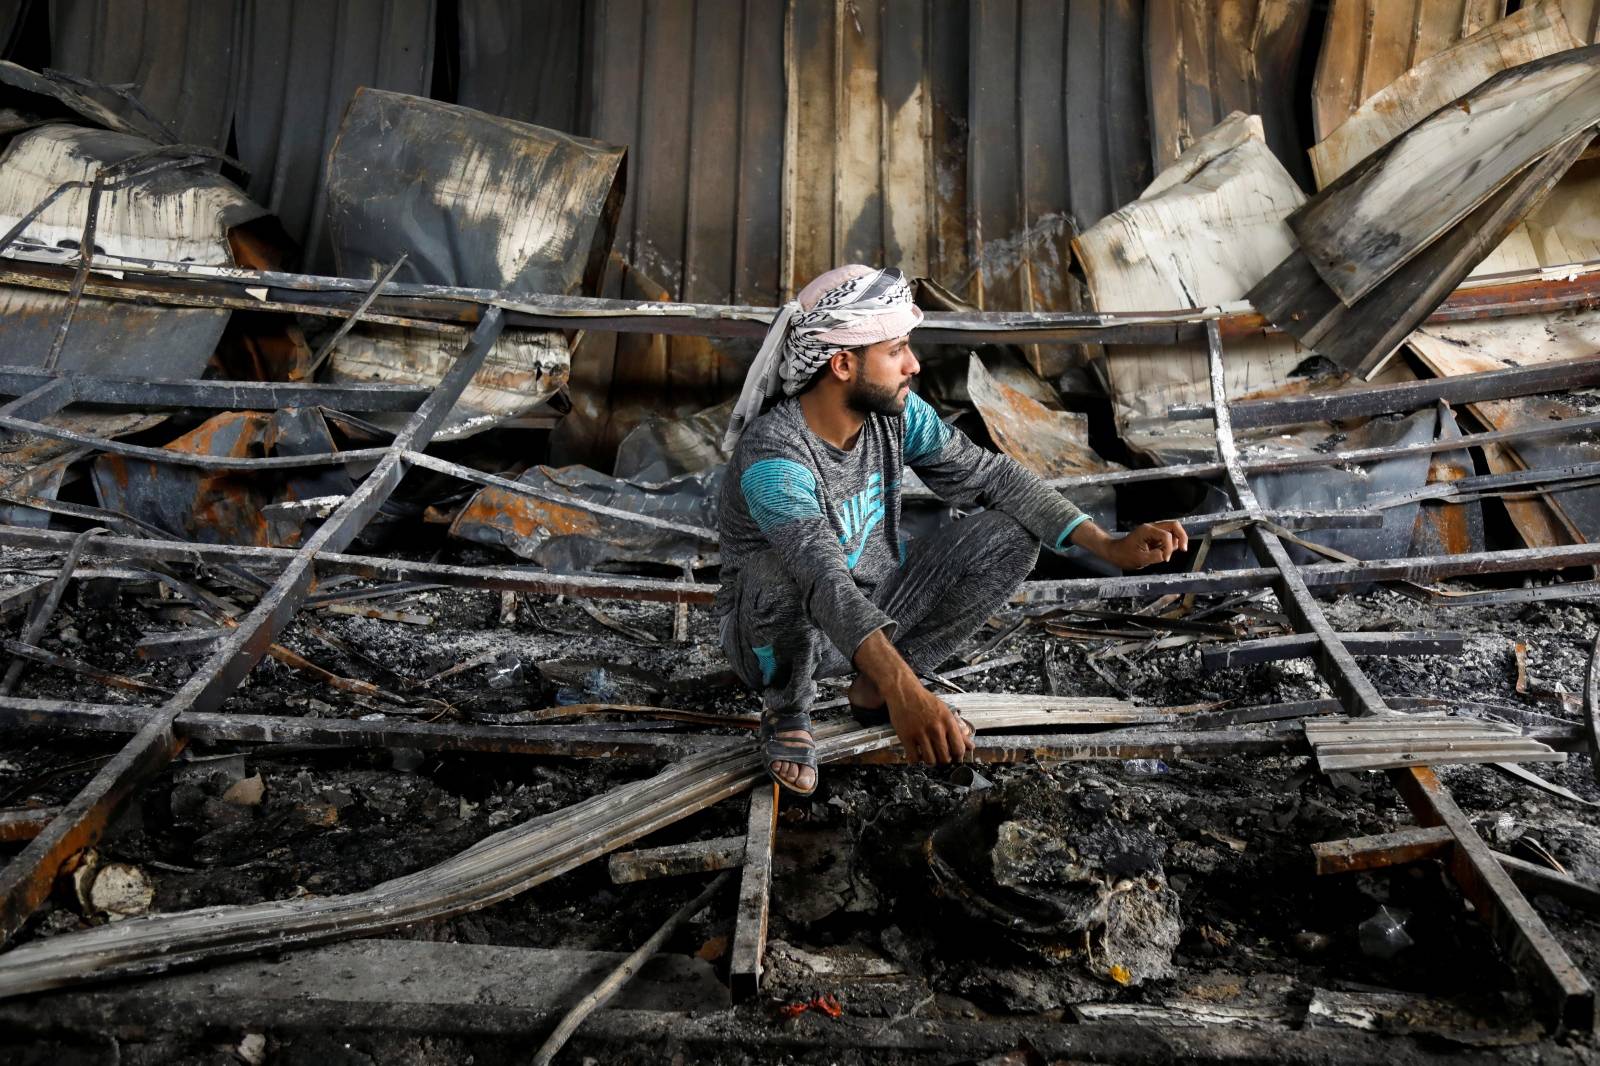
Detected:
left=1, top=2, right=1600, bottom=1062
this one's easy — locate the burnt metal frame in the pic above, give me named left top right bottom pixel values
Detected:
left=0, top=307, right=508, bottom=947
left=1202, top=320, right=1594, bottom=1032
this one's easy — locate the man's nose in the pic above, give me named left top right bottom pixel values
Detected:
left=904, top=348, right=921, bottom=376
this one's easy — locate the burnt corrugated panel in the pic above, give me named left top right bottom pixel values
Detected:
left=784, top=0, right=969, bottom=299
left=234, top=0, right=435, bottom=272
left=1312, top=0, right=1507, bottom=142
left=0, top=2, right=25, bottom=58
left=1568, top=0, right=1600, bottom=41
left=455, top=0, right=586, bottom=134
left=967, top=0, right=1147, bottom=321
left=554, top=0, right=785, bottom=468
left=1145, top=0, right=1312, bottom=189
left=48, top=0, right=242, bottom=149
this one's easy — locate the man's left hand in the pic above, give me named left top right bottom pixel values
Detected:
left=1103, top=520, right=1188, bottom=569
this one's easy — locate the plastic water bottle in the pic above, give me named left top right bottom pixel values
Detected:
left=1122, top=759, right=1169, bottom=776
left=1358, top=905, right=1414, bottom=959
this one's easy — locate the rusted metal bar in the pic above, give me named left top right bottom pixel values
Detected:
left=0, top=310, right=508, bottom=948
left=607, top=837, right=747, bottom=885
left=0, top=807, right=59, bottom=843
left=0, top=378, right=74, bottom=423
left=1, top=247, right=1594, bottom=345
left=0, top=366, right=431, bottom=412
left=729, top=783, right=778, bottom=1003
left=1202, top=321, right=1595, bottom=1032
left=0, top=412, right=387, bottom=471
left=1199, top=631, right=1465, bottom=671
left=1585, top=634, right=1600, bottom=789
left=1314, top=826, right=1600, bottom=915
left=41, top=173, right=105, bottom=371
left=306, top=255, right=410, bottom=377
left=0, top=526, right=104, bottom=696
left=1312, top=826, right=1454, bottom=875
left=1174, top=508, right=1381, bottom=535
left=1042, top=410, right=1600, bottom=492
left=1173, top=353, right=1600, bottom=429
left=132, top=629, right=226, bottom=660
left=0, top=638, right=171, bottom=696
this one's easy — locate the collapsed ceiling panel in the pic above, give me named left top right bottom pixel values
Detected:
left=49, top=0, right=243, bottom=150
left=1073, top=112, right=1308, bottom=462
left=0, top=123, right=264, bottom=377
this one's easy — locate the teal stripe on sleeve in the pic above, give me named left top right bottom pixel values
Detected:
left=902, top=391, right=953, bottom=464
left=741, top=458, right=823, bottom=532
left=1053, top=513, right=1090, bottom=552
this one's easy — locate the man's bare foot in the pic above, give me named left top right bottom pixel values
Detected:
left=771, top=740, right=817, bottom=792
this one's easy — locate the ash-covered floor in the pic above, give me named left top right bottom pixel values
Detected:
left=2, top=558, right=1598, bottom=1065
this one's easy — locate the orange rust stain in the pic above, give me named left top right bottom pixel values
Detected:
left=457, top=489, right=602, bottom=540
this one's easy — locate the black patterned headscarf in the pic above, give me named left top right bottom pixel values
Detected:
left=723, top=264, right=923, bottom=449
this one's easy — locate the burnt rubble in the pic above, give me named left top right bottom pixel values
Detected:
left=2, top=6, right=1600, bottom=1065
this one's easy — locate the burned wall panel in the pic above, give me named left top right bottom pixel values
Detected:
left=455, top=0, right=587, bottom=134
left=1310, top=0, right=1506, bottom=143
left=1144, top=0, right=1312, bottom=189
left=234, top=0, right=435, bottom=272
left=48, top=0, right=243, bottom=150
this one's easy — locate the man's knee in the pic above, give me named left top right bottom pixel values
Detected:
left=964, top=510, right=1040, bottom=573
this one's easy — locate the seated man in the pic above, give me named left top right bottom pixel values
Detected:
left=717, top=264, right=1187, bottom=794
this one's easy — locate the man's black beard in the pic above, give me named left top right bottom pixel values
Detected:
left=846, top=378, right=907, bottom=417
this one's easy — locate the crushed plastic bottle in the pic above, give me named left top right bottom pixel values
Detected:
left=486, top=652, right=524, bottom=690
left=1121, top=759, right=1169, bottom=776
left=556, top=667, right=619, bottom=706
left=1358, top=905, right=1414, bottom=959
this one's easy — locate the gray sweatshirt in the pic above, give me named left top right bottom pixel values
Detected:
left=715, top=393, right=1086, bottom=660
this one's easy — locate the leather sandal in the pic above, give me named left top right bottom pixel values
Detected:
left=761, top=708, right=819, bottom=796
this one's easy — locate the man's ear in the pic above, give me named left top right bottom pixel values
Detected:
left=826, top=348, right=854, bottom=383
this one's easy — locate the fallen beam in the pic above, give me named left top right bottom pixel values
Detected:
left=1314, top=827, right=1600, bottom=913
left=729, top=783, right=777, bottom=1002
left=0, top=365, right=432, bottom=412
left=608, top=837, right=746, bottom=884
left=1201, top=321, right=1593, bottom=1031
left=1200, top=631, right=1465, bottom=671
left=1172, top=353, right=1600, bottom=429
left=0, top=310, right=509, bottom=949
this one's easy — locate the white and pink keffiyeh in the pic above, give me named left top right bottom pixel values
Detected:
left=723, top=264, right=923, bottom=449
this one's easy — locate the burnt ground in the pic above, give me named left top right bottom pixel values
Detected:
left=2, top=559, right=1599, bottom=1065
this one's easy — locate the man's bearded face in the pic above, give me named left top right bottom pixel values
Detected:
left=843, top=335, right=918, bottom=416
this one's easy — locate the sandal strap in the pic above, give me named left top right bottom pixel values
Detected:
left=762, top=709, right=813, bottom=734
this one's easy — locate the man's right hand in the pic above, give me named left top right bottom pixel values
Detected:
left=886, top=684, right=974, bottom=764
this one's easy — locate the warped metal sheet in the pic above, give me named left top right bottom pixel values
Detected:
left=0, top=411, right=166, bottom=529
left=1073, top=113, right=1307, bottom=462
left=1144, top=0, right=1312, bottom=189
left=1310, top=0, right=1505, bottom=143
left=965, top=354, right=1113, bottom=478
left=0, top=124, right=264, bottom=376
left=90, top=409, right=356, bottom=547
left=1290, top=45, right=1600, bottom=306
left=966, top=0, right=1146, bottom=376
left=1249, top=134, right=1590, bottom=373
left=326, top=88, right=625, bottom=295
left=234, top=0, right=434, bottom=272
left=449, top=464, right=719, bottom=571
left=48, top=0, right=242, bottom=149
left=785, top=0, right=968, bottom=299
left=613, top=399, right=734, bottom=483
left=455, top=0, right=586, bottom=134
left=0, top=60, right=174, bottom=141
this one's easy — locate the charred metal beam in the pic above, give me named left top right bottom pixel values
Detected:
left=1202, top=321, right=1594, bottom=1032
left=1, top=248, right=1595, bottom=345
left=0, top=378, right=74, bottom=423
left=1199, top=631, right=1466, bottom=671
left=11, top=523, right=1600, bottom=609
left=1173, top=354, right=1600, bottom=430
left=0, top=527, right=103, bottom=696
left=305, top=255, right=410, bottom=377
left=0, top=366, right=431, bottom=412
left=1174, top=508, right=1381, bottom=535
left=729, top=783, right=777, bottom=1002
left=1044, top=411, right=1600, bottom=493
left=0, top=310, right=508, bottom=949
left=607, top=837, right=746, bottom=884
left=0, top=411, right=388, bottom=471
